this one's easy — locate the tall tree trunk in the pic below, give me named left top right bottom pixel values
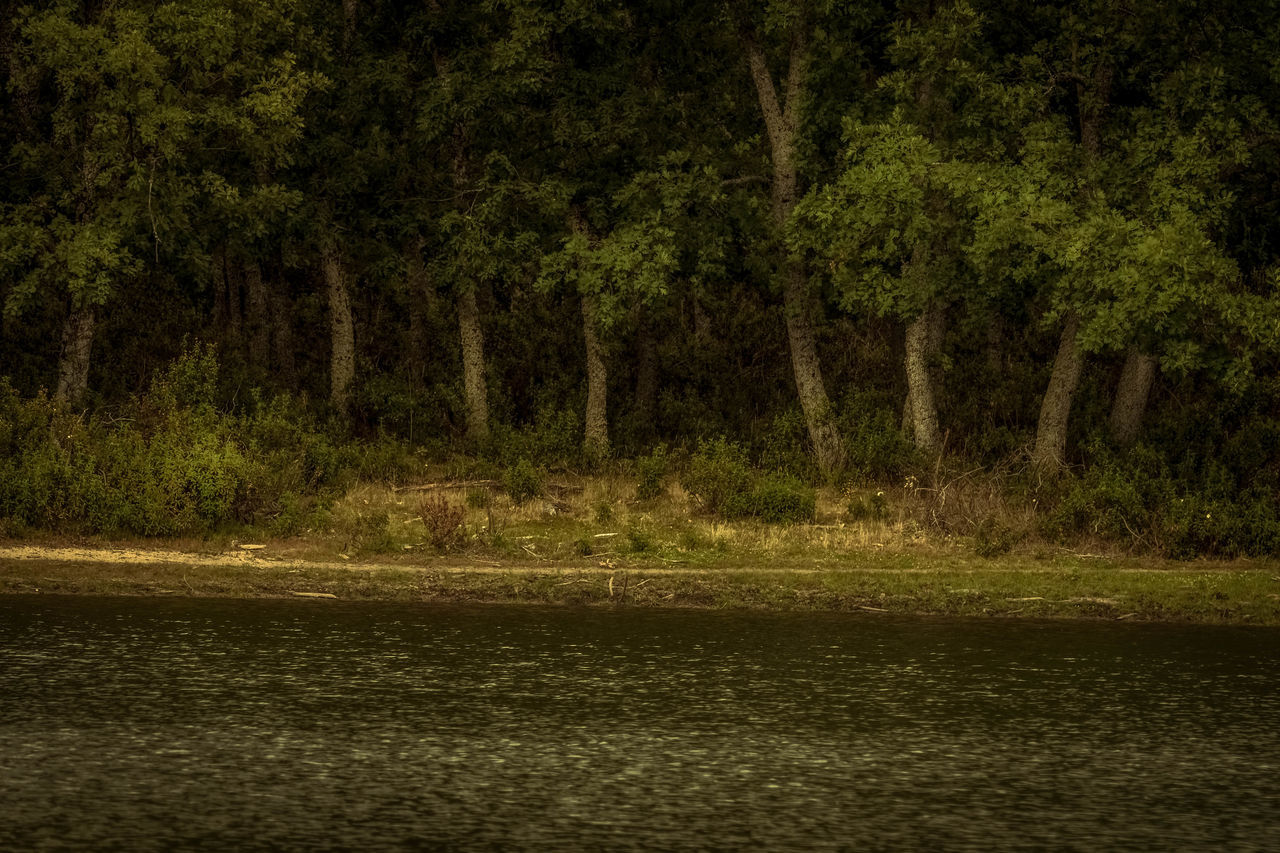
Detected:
left=582, top=294, right=610, bottom=458
left=54, top=306, right=94, bottom=407
left=741, top=24, right=846, bottom=477
left=1033, top=312, right=1084, bottom=471
left=1031, top=46, right=1112, bottom=472
left=243, top=260, right=270, bottom=371
left=904, top=304, right=943, bottom=455
left=1109, top=349, right=1158, bottom=446
left=322, top=245, right=355, bottom=413
left=457, top=286, right=489, bottom=442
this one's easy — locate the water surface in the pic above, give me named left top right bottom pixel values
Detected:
left=0, top=595, right=1277, bottom=850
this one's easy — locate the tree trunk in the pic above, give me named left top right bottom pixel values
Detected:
left=457, top=286, right=489, bottom=442
left=322, top=245, right=355, bottom=413
left=1109, top=349, right=1157, bottom=446
left=582, top=293, right=610, bottom=459
left=741, top=25, right=846, bottom=478
left=1032, top=312, right=1085, bottom=471
left=243, top=260, right=270, bottom=371
left=904, top=304, right=943, bottom=455
left=55, top=306, right=94, bottom=407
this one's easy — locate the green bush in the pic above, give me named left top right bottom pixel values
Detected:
left=973, top=517, right=1018, bottom=558
left=503, top=459, right=543, bottom=505
left=754, top=408, right=817, bottom=481
left=625, top=528, right=653, bottom=552
left=837, top=390, right=916, bottom=479
left=681, top=438, right=752, bottom=515
left=635, top=443, right=669, bottom=501
left=682, top=439, right=814, bottom=523
left=724, top=474, right=816, bottom=524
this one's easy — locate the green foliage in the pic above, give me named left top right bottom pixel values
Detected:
left=724, top=475, right=817, bottom=524
left=681, top=438, right=753, bottom=516
left=0, top=352, right=418, bottom=537
left=346, top=510, right=393, bottom=553
left=486, top=407, right=580, bottom=469
left=625, top=528, right=653, bottom=553
left=682, top=438, right=815, bottom=523
left=1040, top=441, right=1280, bottom=558
left=634, top=443, right=669, bottom=501
left=754, top=409, right=818, bottom=481
left=594, top=501, right=614, bottom=524
left=503, top=459, right=543, bottom=505
left=973, top=517, right=1019, bottom=558
left=838, top=392, right=917, bottom=479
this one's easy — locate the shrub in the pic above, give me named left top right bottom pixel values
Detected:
left=724, top=474, right=816, bottom=524
left=347, top=510, right=392, bottom=552
left=837, top=390, right=916, bottom=479
left=418, top=495, right=465, bottom=551
left=681, top=438, right=752, bottom=515
left=625, top=528, right=653, bottom=553
left=973, top=517, right=1019, bottom=558
left=754, top=408, right=817, bottom=481
left=635, top=443, right=669, bottom=501
left=503, top=459, right=543, bottom=505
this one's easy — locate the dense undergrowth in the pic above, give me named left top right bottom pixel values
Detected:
left=1, top=349, right=1277, bottom=560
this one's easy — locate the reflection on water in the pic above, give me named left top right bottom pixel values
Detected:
left=0, top=595, right=1277, bottom=851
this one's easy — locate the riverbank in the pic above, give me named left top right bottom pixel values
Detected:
left=3, top=542, right=1278, bottom=625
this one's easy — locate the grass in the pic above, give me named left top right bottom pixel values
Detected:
left=2, top=470, right=1279, bottom=625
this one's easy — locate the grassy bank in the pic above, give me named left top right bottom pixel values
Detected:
left=3, top=538, right=1278, bottom=625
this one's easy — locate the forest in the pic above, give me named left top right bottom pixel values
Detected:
left=1, top=0, right=1279, bottom=558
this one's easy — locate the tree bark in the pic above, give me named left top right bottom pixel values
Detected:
left=54, top=306, right=94, bottom=407
left=1109, top=349, right=1158, bottom=446
left=904, top=304, right=943, bottom=455
left=457, top=286, right=489, bottom=442
left=322, top=244, right=355, bottom=413
left=582, top=293, right=610, bottom=458
left=1032, top=312, right=1085, bottom=471
left=741, top=24, right=846, bottom=477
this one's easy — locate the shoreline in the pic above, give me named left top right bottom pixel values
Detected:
left=3, top=544, right=1278, bottom=625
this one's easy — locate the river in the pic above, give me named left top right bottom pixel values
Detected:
left=0, top=594, right=1277, bottom=851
